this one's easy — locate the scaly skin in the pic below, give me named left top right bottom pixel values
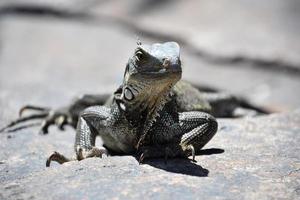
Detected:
left=1, top=41, right=267, bottom=166
left=67, top=41, right=218, bottom=166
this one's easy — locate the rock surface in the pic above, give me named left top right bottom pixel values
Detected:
left=1, top=1, right=300, bottom=111
left=90, top=0, right=300, bottom=69
left=0, top=111, right=299, bottom=199
left=0, top=0, right=300, bottom=199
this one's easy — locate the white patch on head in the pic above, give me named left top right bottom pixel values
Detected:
left=119, top=102, right=126, bottom=111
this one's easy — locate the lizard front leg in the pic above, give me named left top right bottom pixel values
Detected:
left=179, top=111, right=218, bottom=161
left=74, top=107, right=109, bottom=160
left=137, top=111, right=218, bottom=163
left=46, top=106, right=110, bottom=167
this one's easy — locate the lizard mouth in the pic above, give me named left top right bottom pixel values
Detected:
left=140, top=63, right=182, bottom=76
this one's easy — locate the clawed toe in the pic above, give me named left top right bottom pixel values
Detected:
left=19, top=105, right=50, bottom=117
left=39, top=120, right=51, bottom=135
left=87, top=147, right=108, bottom=158
left=0, top=113, right=47, bottom=133
left=182, top=144, right=197, bottom=162
left=54, top=115, right=69, bottom=131
left=46, top=151, right=71, bottom=167
left=138, top=153, right=145, bottom=164
left=137, top=144, right=196, bottom=164
left=189, top=145, right=196, bottom=162
left=76, top=147, right=108, bottom=160
left=0, top=104, right=73, bottom=134
left=136, top=146, right=171, bottom=164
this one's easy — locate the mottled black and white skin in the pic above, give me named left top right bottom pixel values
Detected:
left=1, top=42, right=267, bottom=166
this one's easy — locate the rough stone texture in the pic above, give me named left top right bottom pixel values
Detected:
left=0, top=111, right=299, bottom=199
left=0, top=0, right=300, bottom=199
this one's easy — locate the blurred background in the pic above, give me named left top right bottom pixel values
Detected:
left=0, top=0, right=300, bottom=116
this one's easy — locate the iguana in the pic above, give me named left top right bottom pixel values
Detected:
left=0, top=42, right=266, bottom=166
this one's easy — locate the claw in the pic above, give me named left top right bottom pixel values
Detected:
left=189, top=145, right=196, bottom=162
left=46, top=147, right=108, bottom=167
left=76, top=147, right=108, bottom=161
left=39, top=112, right=67, bottom=134
left=76, top=148, right=84, bottom=160
left=1, top=105, right=72, bottom=134
left=138, top=153, right=145, bottom=164
left=135, top=134, right=146, bottom=150
left=39, top=119, right=52, bottom=135
left=86, top=147, right=108, bottom=158
left=19, top=105, right=50, bottom=117
left=46, top=151, right=71, bottom=167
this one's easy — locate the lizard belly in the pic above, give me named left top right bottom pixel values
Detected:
left=99, top=124, right=137, bottom=154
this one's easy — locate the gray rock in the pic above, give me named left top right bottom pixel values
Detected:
left=0, top=15, right=136, bottom=113
left=0, top=0, right=96, bottom=12
left=91, top=0, right=300, bottom=70
left=0, top=15, right=299, bottom=113
left=0, top=111, right=299, bottom=199
left=3, top=0, right=300, bottom=70
left=0, top=2, right=299, bottom=199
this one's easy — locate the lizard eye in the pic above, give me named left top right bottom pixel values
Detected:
left=123, top=87, right=134, bottom=101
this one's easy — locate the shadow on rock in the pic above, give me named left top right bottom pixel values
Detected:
left=144, top=159, right=209, bottom=177
left=197, top=148, right=225, bottom=155
left=143, top=148, right=224, bottom=177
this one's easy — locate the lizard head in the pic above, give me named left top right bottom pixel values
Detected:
left=126, top=41, right=182, bottom=78
left=115, top=42, right=182, bottom=113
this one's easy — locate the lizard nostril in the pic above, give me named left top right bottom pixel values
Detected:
left=163, top=58, right=170, bottom=68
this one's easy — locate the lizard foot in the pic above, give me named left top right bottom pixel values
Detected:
left=0, top=105, right=72, bottom=134
left=76, top=147, right=108, bottom=160
left=46, top=147, right=108, bottom=167
left=19, top=105, right=50, bottom=116
left=184, top=144, right=197, bottom=163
